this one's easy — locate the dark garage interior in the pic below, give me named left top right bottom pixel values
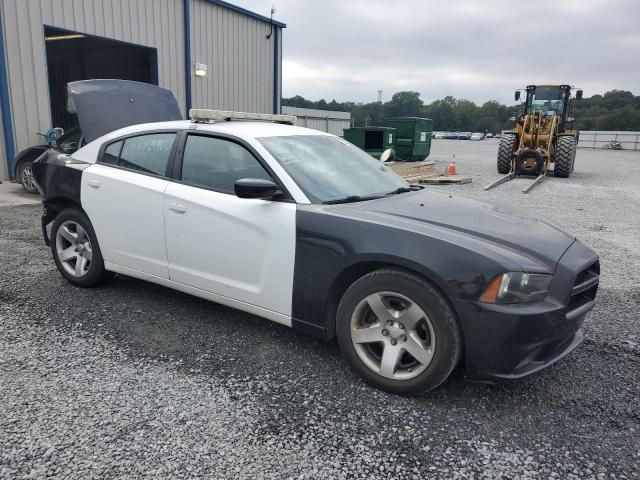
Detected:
left=44, top=26, right=158, bottom=130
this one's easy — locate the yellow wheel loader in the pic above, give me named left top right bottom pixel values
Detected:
left=485, top=84, right=583, bottom=193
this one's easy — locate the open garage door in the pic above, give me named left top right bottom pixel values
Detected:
left=44, top=26, right=158, bottom=130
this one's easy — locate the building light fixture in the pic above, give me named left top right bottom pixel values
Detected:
left=194, top=63, right=208, bottom=77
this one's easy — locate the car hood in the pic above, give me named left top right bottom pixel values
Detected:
left=331, top=189, right=575, bottom=272
left=67, top=80, right=183, bottom=143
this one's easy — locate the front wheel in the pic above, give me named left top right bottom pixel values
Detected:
left=496, top=134, right=516, bottom=174
left=17, top=160, right=38, bottom=193
left=337, top=269, right=462, bottom=395
left=554, top=135, right=576, bottom=178
left=51, top=208, right=113, bottom=287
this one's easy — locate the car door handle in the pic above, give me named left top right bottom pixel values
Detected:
left=87, top=179, right=101, bottom=188
left=168, top=202, right=188, bottom=214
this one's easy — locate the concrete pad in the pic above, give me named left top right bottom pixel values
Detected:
left=0, top=181, right=41, bottom=207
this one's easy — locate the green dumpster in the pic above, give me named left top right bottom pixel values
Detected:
left=342, top=126, right=396, bottom=159
left=384, top=117, right=433, bottom=161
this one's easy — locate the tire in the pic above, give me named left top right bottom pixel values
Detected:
left=554, top=135, right=576, bottom=178
left=50, top=207, right=113, bottom=287
left=336, top=269, right=462, bottom=395
left=497, top=134, right=516, bottom=174
left=16, top=160, right=38, bottom=193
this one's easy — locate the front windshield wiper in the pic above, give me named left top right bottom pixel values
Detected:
left=323, top=195, right=380, bottom=205
left=324, top=187, right=422, bottom=204
left=385, top=186, right=421, bottom=196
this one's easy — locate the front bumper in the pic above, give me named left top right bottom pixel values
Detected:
left=454, top=239, right=599, bottom=382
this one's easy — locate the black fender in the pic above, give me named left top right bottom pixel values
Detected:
left=13, top=145, right=48, bottom=178
left=291, top=206, right=510, bottom=339
left=31, top=150, right=89, bottom=245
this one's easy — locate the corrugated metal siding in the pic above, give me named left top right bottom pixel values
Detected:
left=190, top=0, right=275, bottom=113
left=0, top=0, right=186, bottom=170
left=282, top=106, right=352, bottom=136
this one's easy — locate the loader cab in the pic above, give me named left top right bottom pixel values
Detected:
left=521, top=84, right=573, bottom=131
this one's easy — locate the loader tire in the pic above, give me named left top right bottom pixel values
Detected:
left=554, top=136, right=576, bottom=178
left=497, top=134, right=516, bottom=174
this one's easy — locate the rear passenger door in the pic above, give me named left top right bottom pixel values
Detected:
left=81, top=132, right=177, bottom=278
left=163, top=133, right=296, bottom=317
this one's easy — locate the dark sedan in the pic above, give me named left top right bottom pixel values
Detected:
left=13, top=127, right=83, bottom=193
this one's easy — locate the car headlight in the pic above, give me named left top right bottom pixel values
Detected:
left=479, top=272, right=552, bottom=304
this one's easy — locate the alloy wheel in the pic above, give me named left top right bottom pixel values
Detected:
left=350, top=291, right=436, bottom=380
left=55, top=220, right=93, bottom=277
left=21, top=165, right=36, bottom=191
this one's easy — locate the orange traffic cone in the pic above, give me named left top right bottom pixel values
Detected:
left=447, top=154, right=457, bottom=176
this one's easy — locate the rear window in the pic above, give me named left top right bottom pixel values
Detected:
left=101, top=133, right=175, bottom=176
left=102, top=141, right=122, bottom=165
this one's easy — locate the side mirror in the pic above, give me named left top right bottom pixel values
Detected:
left=576, top=89, right=583, bottom=100
left=380, top=148, right=396, bottom=163
left=234, top=178, right=281, bottom=199
left=515, top=91, right=521, bottom=101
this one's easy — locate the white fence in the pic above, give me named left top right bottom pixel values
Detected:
left=578, top=131, right=640, bottom=150
left=282, top=106, right=351, bottom=137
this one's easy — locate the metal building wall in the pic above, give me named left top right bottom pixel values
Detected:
left=189, top=0, right=279, bottom=114
left=282, top=106, right=351, bottom=136
left=0, top=0, right=186, bottom=178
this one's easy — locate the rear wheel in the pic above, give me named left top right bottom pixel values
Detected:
left=51, top=208, right=113, bottom=287
left=17, top=160, right=38, bottom=193
left=554, top=136, right=576, bottom=178
left=497, top=134, right=516, bottom=174
left=336, top=269, right=462, bottom=395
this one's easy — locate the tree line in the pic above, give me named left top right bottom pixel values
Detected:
left=283, top=89, right=640, bottom=132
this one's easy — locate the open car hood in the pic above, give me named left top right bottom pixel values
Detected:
left=67, top=79, right=183, bottom=143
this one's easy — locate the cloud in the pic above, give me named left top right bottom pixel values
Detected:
left=235, top=0, right=640, bottom=104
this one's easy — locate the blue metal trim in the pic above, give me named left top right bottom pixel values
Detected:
left=0, top=12, right=16, bottom=177
left=203, top=0, right=286, bottom=28
left=183, top=0, right=192, bottom=114
left=273, top=27, right=278, bottom=114
left=278, top=27, right=283, bottom=114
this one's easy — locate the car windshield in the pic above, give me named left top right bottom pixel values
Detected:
left=527, top=87, right=565, bottom=115
left=258, top=135, right=408, bottom=203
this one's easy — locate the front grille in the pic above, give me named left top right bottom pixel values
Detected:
left=568, top=261, right=599, bottom=313
left=574, top=261, right=600, bottom=287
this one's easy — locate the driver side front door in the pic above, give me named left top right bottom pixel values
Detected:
left=163, top=134, right=296, bottom=321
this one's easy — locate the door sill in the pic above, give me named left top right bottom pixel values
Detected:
left=104, top=262, right=292, bottom=327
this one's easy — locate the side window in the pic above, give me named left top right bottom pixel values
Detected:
left=181, top=135, right=272, bottom=193
left=118, top=133, right=175, bottom=176
left=100, top=133, right=176, bottom=175
left=102, top=140, right=122, bottom=165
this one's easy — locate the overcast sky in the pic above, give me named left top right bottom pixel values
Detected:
left=234, top=0, right=639, bottom=105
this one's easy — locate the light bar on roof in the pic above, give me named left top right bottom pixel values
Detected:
left=189, top=109, right=296, bottom=125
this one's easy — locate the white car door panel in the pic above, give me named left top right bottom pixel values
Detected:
left=164, top=182, right=296, bottom=316
left=81, top=164, right=170, bottom=278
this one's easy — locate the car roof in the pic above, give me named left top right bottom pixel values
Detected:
left=73, top=120, right=331, bottom=163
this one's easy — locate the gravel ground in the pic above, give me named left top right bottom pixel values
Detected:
left=1, top=141, right=639, bottom=479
